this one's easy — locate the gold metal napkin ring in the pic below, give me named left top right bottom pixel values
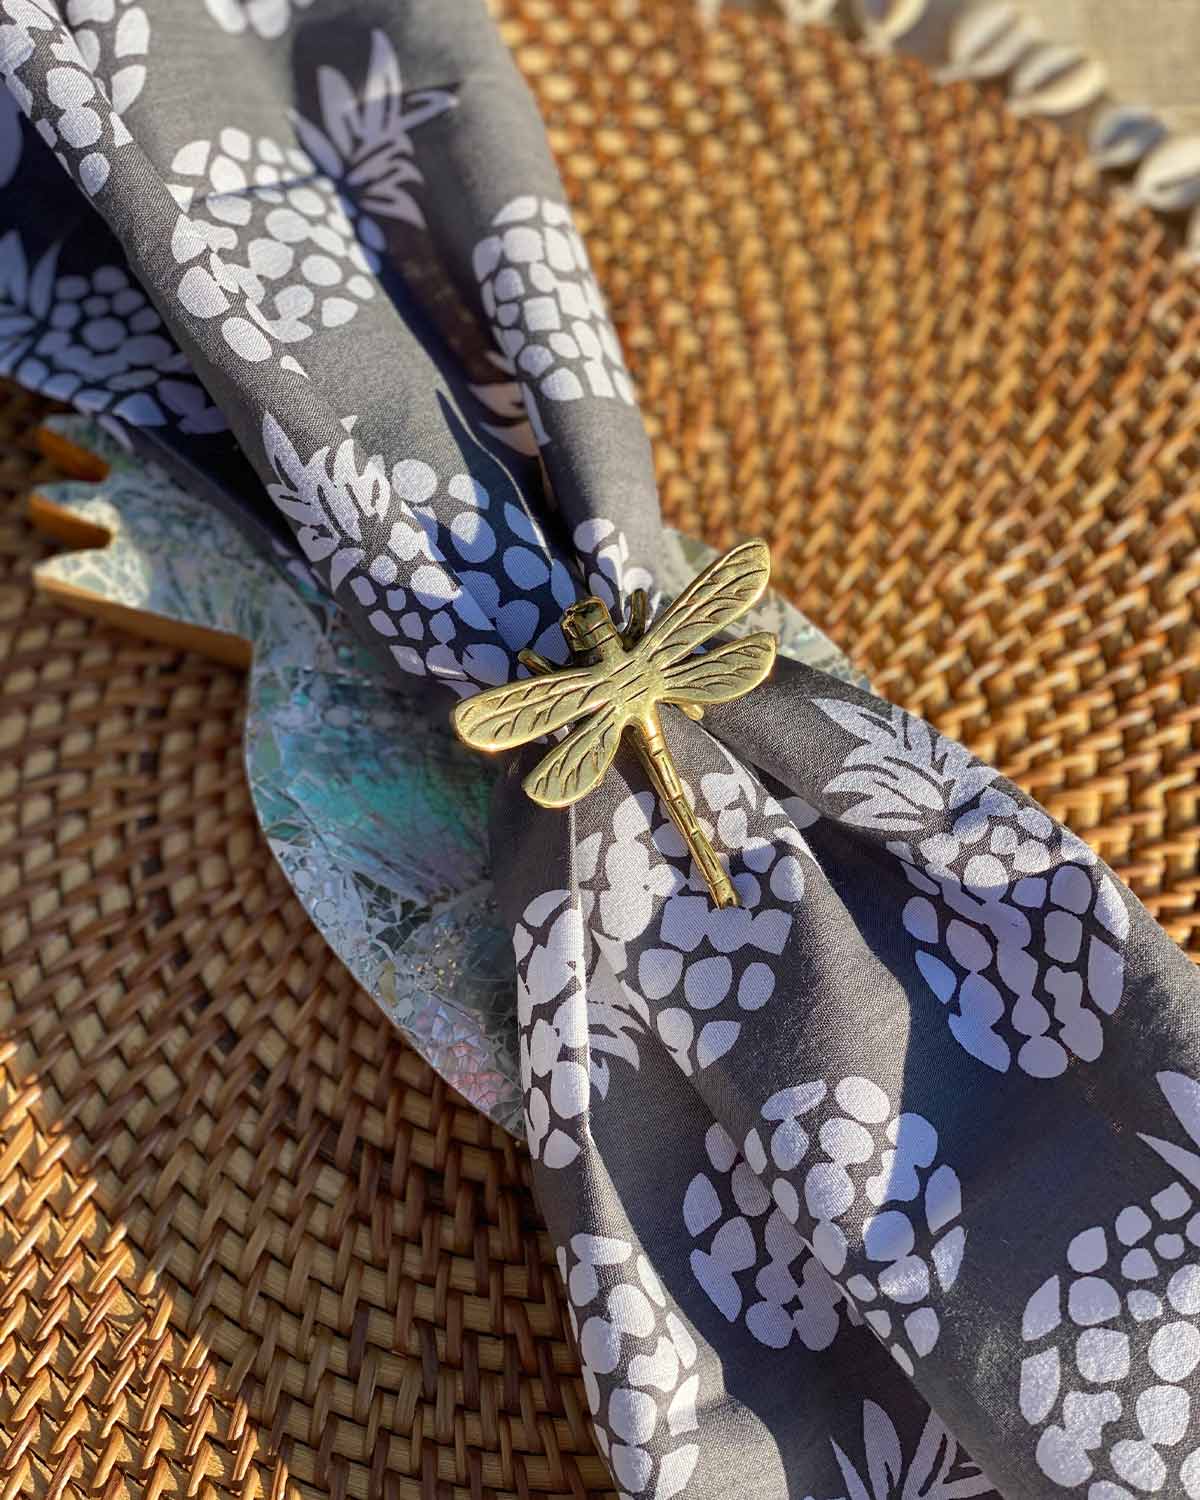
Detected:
left=452, top=539, right=777, bottom=908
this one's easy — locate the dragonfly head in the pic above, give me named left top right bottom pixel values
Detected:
left=561, top=597, right=621, bottom=659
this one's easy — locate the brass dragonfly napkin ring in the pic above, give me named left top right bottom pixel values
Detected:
left=452, top=539, right=777, bottom=907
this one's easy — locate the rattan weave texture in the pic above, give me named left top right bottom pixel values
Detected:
left=1, top=3, right=1199, bottom=1498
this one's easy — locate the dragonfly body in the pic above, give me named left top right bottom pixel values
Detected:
left=452, top=540, right=778, bottom=909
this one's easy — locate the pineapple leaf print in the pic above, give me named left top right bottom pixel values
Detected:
left=290, top=29, right=456, bottom=233
left=816, top=700, right=999, bottom=830
left=514, top=889, right=591, bottom=1171
left=832, top=1400, right=995, bottom=1500
left=1141, top=1073, right=1200, bottom=1193
left=259, top=402, right=571, bottom=693
left=817, top=697, right=1130, bottom=1078
left=1019, top=1069, right=1200, bottom=1496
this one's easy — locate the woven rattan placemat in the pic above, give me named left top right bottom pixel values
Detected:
left=2, top=3, right=1199, bottom=1497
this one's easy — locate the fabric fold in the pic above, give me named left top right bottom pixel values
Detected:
left=492, top=656, right=1200, bottom=1495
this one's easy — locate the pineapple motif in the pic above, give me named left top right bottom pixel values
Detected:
left=513, top=769, right=812, bottom=1172
left=684, top=1119, right=849, bottom=1353
left=0, top=233, right=225, bottom=431
left=167, top=130, right=376, bottom=362
left=816, top=699, right=1129, bottom=1078
left=472, top=196, right=636, bottom=443
left=166, top=31, right=454, bottom=363
left=557, top=1232, right=703, bottom=1500
left=1020, top=1071, right=1200, bottom=1497
left=575, top=764, right=810, bottom=1084
left=261, top=404, right=572, bottom=693
left=683, top=1077, right=965, bottom=1375
left=0, top=0, right=134, bottom=194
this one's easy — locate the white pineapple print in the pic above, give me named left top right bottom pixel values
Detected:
left=472, top=196, right=635, bottom=444
left=816, top=699, right=1129, bottom=1078
left=684, top=1076, right=965, bottom=1375
left=0, top=233, right=224, bottom=431
left=576, top=770, right=808, bottom=1084
left=684, top=1118, right=850, bottom=1354
left=1020, top=1072, right=1200, bottom=1496
left=0, top=0, right=134, bottom=195
left=166, top=32, right=454, bottom=362
left=512, top=881, right=677, bottom=1167
left=557, top=1233, right=703, bottom=1500
left=513, top=889, right=591, bottom=1171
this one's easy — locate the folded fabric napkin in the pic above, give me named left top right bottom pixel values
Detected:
left=4, top=4, right=1200, bottom=1496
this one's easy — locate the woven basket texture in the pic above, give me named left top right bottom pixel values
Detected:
left=2, top=2, right=1200, bottom=1497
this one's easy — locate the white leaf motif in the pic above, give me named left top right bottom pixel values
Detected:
left=864, top=1400, right=904, bottom=1498
left=834, top=1401, right=994, bottom=1500
left=833, top=1437, right=874, bottom=1500
left=817, top=699, right=998, bottom=829
left=1139, top=1070, right=1200, bottom=1190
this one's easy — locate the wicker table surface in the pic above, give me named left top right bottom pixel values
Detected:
left=2, top=3, right=1200, bottom=1497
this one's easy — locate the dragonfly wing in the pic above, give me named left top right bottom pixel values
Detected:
left=640, top=539, right=772, bottom=669
left=659, top=631, right=777, bottom=705
left=452, top=663, right=612, bottom=751
left=524, top=702, right=626, bottom=807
